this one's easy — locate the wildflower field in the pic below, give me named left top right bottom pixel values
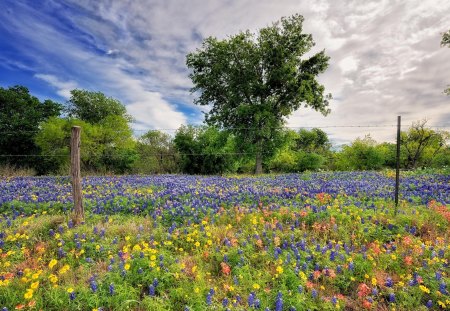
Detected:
left=0, top=172, right=449, bottom=311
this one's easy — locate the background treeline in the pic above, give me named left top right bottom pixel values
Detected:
left=1, top=86, right=449, bottom=175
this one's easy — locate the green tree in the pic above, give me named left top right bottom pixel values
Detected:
left=334, top=135, right=385, bottom=171
left=401, top=120, right=449, bottom=169
left=36, top=116, right=137, bottom=174
left=174, top=125, right=236, bottom=174
left=36, top=90, right=136, bottom=174
left=0, top=85, right=61, bottom=173
left=186, top=14, right=331, bottom=174
left=66, top=89, right=131, bottom=123
left=134, top=130, right=179, bottom=174
left=296, top=128, right=331, bottom=153
left=268, top=128, right=329, bottom=172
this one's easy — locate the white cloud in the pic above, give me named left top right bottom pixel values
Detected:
left=339, top=56, right=359, bottom=74
left=2, top=0, right=450, bottom=142
left=34, top=74, right=78, bottom=99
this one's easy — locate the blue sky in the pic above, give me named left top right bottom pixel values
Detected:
left=1, top=0, right=449, bottom=144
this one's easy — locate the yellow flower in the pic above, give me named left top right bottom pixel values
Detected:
left=195, top=241, right=200, bottom=247
left=437, top=301, right=446, bottom=308
left=48, top=259, right=58, bottom=269
left=419, top=285, right=430, bottom=294
left=276, top=266, right=284, bottom=274
left=59, top=264, right=70, bottom=275
left=24, top=289, right=33, bottom=299
left=67, top=287, right=74, bottom=293
left=150, top=255, right=156, bottom=261
left=30, top=281, right=39, bottom=289
left=371, top=278, right=377, bottom=286
left=124, top=263, right=130, bottom=271
left=253, top=284, right=260, bottom=290
left=48, top=274, right=58, bottom=284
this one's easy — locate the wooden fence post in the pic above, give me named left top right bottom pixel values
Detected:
left=394, top=116, right=401, bottom=215
left=71, top=126, right=84, bottom=224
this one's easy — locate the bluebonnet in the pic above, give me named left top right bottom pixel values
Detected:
left=275, top=292, right=283, bottom=311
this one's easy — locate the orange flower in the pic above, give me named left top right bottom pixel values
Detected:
left=27, top=300, right=36, bottom=307
left=357, top=283, right=371, bottom=298
left=15, top=304, right=25, bottom=310
left=362, top=299, right=372, bottom=309
left=220, top=262, right=231, bottom=276
left=404, top=256, right=413, bottom=266
left=313, top=270, right=321, bottom=280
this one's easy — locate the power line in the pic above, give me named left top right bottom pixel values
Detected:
left=1, top=124, right=449, bottom=135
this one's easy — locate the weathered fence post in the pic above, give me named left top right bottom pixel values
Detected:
left=71, top=126, right=84, bottom=224
left=394, top=116, right=401, bottom=215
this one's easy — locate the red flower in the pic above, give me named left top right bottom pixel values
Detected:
left=220, top=262, right=231, bottom=275
left=357, top=283, right=371, bottom=298
left=404, top=256, right=413, bottom=266
left=362, top=299, right=372, bottom=309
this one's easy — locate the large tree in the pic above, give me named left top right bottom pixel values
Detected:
left=174, top=125, right=236, bottom=174
left=0, top=85, right=61, bottom=172
left=37, top=90, right=136, bottom=174
left=186, top=14, right=331, bottom=174
left=134, top=130, right=179, bottom=174
left=66, top=89, right=131, bottom=123
left=401, top=120, right=449, bottom=169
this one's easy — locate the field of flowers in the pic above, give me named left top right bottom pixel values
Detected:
left=0, top=172, right=449, bottom=310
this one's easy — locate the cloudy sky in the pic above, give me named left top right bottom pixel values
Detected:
left=1, top=0, right=449, bottom=145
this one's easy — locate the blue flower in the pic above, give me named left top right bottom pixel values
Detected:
left=222, top=298, right=229, bottom=307
left=275, top=293, right=283, bottom=311
left=388, top=293, right=396, bottom=303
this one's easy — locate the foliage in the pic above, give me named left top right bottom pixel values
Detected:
left=35, top=116, right=137, bottom=174
left=334, top=135, right=385, bottom=170
left=66, top=89, right=131, bottom=124
left=133, top=130, right=179, bottom=174
left=186, top=14, right=331, bottom=173
left=268, top=128, right=329, bottom=172
left=401, top=120, right=449, bottom=169
left=0, top=86, right=61, bottom=173
left=173, top=125, right=236, bottom=174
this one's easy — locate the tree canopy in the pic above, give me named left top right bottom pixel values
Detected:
left=0, top=85, right=61, bottom=172
left=36, top=90, right=136, bottom=174
left=66, top=89, right=131, bottom=123
left=186, top=14, right=331, bottom=174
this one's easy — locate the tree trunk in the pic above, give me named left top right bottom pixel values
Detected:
left=255, top=151, right=263, bottom=175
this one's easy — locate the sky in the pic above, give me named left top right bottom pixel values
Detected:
left=0, top=0, right=449, bottom=145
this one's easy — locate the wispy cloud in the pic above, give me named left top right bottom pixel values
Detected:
left=34, top=74, right=78, bottom=99
left=0, top=0, right=449, bottom=142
